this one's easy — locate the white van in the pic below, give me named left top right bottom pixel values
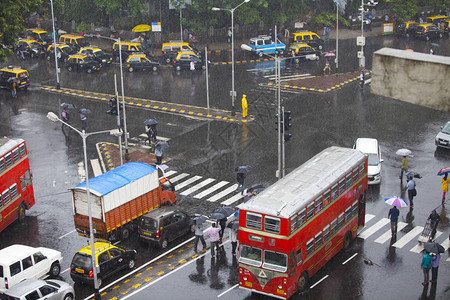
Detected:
left=353, top=138, right=383, bottom=185
left=0, top=245, right=62, bottom=292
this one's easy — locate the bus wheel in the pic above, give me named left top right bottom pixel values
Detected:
left=297, top=272, right=309, bottom=293
left=343, top=231, right=352, bottom=249
left=18, top=203, right=26, bottom=222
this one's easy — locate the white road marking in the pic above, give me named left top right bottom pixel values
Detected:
left=217, top=284, right=239, bottom=297
left=221, top=192, right=246, bottom=206
left=374, top=222, right=407, bottom=244
left=61, top=268, right=70, bottom=274
left=392, top=226, right=423, bottom=248
left=58, top=229, right=76, bottom=239
left=180, top=178, right=215, bottom=196
left=164, top=170, right=177, bottom=177
left=365, top=214, right=375, bottom=223
left=194, top=181, right=229, bottom=199
left=175, top=176, right=203, bottom=191
left=410, top=231, right=443, bottom=253
left=358, top=218, right=389, bottom=239
left=207, top=185, right=238, bottom=202
left=310, top=275, right=329, bottom=289
left=90, top=159, right=102, bottom=177
left=342, top=253, right=358, bottom=265
left=169, top=173, right=190, bottom=183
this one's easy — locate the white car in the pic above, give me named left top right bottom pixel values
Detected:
left=353, top=138, right=383, bottom=185
left=1, top=278, right=74, bottom=300
left=0, top=245, right=63, bottom=292
left=435, top=121, right=450, bottom=149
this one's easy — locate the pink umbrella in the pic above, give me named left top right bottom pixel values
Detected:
left=324, top=52, right=335, bottom=57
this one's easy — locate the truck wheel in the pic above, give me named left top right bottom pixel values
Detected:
left=160, top=238, right=168, bottom=249
left=343, top=231, right=352, bottom=249
left=176, top=65, right=181, bottom=71
left=96, top=277, right=102, bottom=287
left=121, top=227, right=131, bottom=240
left=152, top=66, right=158, bottom=72
left=50, top=262, right=61, bottom=277
left=318, top=45, right=323, bottom=50
left=128, top=67, right=134, bottom=73
left=297, top=272, right=309, bottom=293
left=67, top=66, right=73, bottom=72
left=18, top=203, right=26, bottom=222
left=165, top=58, right=171, bottom=64
left=87, top=68, right=93, bottom=74
left=128, top=259, right=136, bottom=269
left=258, top=51, right=263, bottom=58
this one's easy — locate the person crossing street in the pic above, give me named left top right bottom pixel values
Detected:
left=388, top=206, right=399, bottom=236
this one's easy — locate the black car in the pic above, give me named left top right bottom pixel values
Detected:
left=66, top=54, right=102, bottom=73
left=78, top=47, right=112, bottom=66
left=46, top=43, right=75, bottom=63
left=172, top=51, right=206, bottom=71
left=125, top=54, right=160, bottom=72
left=396, top=22, right=419, bottom=38
left=14, top=39, right=46, bottom=59
left=415, top=24, right=443, bottom=40
left=138, top=208, right=194, bottom=249
left=70, top=242, right=136, bottom=287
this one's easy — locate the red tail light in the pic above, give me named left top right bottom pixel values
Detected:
left=161, top=51, right=164, bottom=56
left=156, top=229, right=160, bottom=238
left=173, top=60, right=176, bottom=64
left=88, top=269, right=93, bottom=278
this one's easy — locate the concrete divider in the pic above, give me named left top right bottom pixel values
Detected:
left=372, top=47, right=450, bottom=113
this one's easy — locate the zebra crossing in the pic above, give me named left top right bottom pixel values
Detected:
left=164, top=169, right=450, bottom=261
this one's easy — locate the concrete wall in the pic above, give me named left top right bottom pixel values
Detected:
left=372, top=48, right=450, bottom=113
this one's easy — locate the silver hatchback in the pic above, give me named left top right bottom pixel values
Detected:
left=1, top=279, right=74, bottom=300
left=435, top=121, right=450, bottom=149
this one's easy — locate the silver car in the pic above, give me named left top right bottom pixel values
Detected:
left=435, top=121, right=450, bottom=149
left=1, top=279, right=74, bottom=300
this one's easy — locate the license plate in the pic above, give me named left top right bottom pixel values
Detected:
left=245, top=281, right=252, bottom=288
left=306, top=54, right=315, bottom=59
left=277, top=288, right=285, bottom=294
left=144, top=232, right=152, bottom=236
left=21, top=82, right=26, bottom=85
left=439, top=141, right=447, bottom=145
left=75, top=268, right=85, bottom=274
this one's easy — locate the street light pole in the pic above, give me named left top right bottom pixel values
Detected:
left=336, top=0, right=339, bottom=73
left=50, top=0, right=60, bottom=89
left=46, top=112, right=122, bottom=300
left=212, top=0, right=250, bottom=117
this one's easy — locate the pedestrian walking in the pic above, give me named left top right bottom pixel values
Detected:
left=359, top=70, right=365, bottom=88
left=388, top=206, right=400, bottom=236
left=227, top=28, right=232, bottom=43
left=80, top=112, right=87, bottom=131
left=236, top=172, right=245, bottom=195
left=323, top=58, right=331, bottom=74
left=154, top=145, right=163, bottom=165
left=11, top=81, right=17, bottom=98
left=429, top=47, right=435, bottom=55
left=61, top=108, right=70, bottom=128
left=190, top=60, right=195, bottom=71
left=421, top=251, right=432, bottom=285
left=219, top=218, right=226, bottom=240
left=400, top=156, right=408, bottom=180
left=384, top=14, right=389, bottom=23
left=428, top=210, right=441, bottom=241
left=193, top=222, right=207, bottom=252
left=229, top=227, right=238, bottom=256
left=406, top=176, right=416, bottom=208
left=441, top=173, right=449, bottom=203
left=150, top=124, right=157, bottom=142
left=206, top=222, right=221, bottom=258
left=145, top=125, right=152, bottom=144
left=241, top=94, right=248, bottom=118
left=431, top=253, right=440, bottom=283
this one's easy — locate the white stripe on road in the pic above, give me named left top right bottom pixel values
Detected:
left=174, top=176, right=203, bottom=191
left=358, top=218, right=390, bottom=239
left=410, top=231, right=443, bottom=253
left=310, top=275, right=329, bottom=289
left=90, top=159, right=103, bottom=177
left=374, top=222, right=407, bottom=244
left=169, top=173, right=190, bottom=183
left=365, top=214, right=375, bottom=223
left=61, top=268, right=70, bottom=274
left=365, top=78, right=372, bottom=84
left=180, top=178, right=215, bottom=196
left=221, top=192, right=246, bottom=206
left=392, top=226, right=423, bottom=248
left=194, top=181, right=229, bottom=199
left=58, top=229, right=76, bottom=240
left=207, top=184, right=239, bottom=202
left=342, top=253, right=358, bottom=265
left=217, top=284, right=239, bottom=297
left=138, top=134, right=171, bottom=142
left=165, top=170, right=177, bottom=177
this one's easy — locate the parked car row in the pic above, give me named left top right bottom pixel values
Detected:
left=397, top=15, right=450, bottom=40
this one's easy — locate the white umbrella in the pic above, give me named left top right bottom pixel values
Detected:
left=396, top=148, right=412, bottom=157
left=384, top=196, right=408, bottom=208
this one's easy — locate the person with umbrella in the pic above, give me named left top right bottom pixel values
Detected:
left=440, top=172, right=449, bottom=203
left=421, top=250, right=432, bottom=286
left=79, top=109, right=89, bottom=131
left=61, top=108, right=70, bottom=128
left=236, top=172, right=245, bottom=195
left=154, top=144, right=163, bottom=165
left=193, top=218, right=207, bottom=253
left=431, top=252, right=440, bottom=283
left=206, top=221, right=221, bottom=259
left=144, top=119, right=158, bottom=144
left=229, top=225, right=238, bottom=256
left=405, top=175, right=417, bottom=208
left=388, top=205, right=400, bottom=236
left=397, top=149, right=411, bottom=181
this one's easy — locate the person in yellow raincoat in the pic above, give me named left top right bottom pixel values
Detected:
left=242, top=94, right=248, bottom=118
left=441, top=173, right=449, bottom=203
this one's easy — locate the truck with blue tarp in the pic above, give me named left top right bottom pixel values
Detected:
left=246, top=35, right=286, bottom=57
left=70, top=162, right=176, bottom=241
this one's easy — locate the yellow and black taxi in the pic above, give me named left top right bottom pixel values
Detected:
left=172, top=51, right=206, bottom=71
left=66, top=54, right=102, bottom=73
left=24, top=28, right=52, bottom=45
left=440, top=19, right=450, bottom=36
left=112, top=41, right=147, bottom=62
left=290, top=31, right=325, bottom=50
left=125, top=53, right=160, bottom=72
left=415, top=23, right=443, bottom=40
left=46, top=43, right=75, bottom=62
left=70, top=242, right=136, bottom=287
left=426, top=15, right=449, bottom=26
left=58, top=34, right=90, bottom=51
left=78, top=46, right=112, bottom=66
left=0, top=66, right=30, bottom=90
left=396, top=21, right=419, bottom=38
left=288, top=43, right=319, bottom=62
left=162, top=41, right=199, bottom=64
left=14, top=39, right=46, bottom=59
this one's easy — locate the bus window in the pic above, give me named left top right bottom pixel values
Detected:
left=19, top=144, right=26, bottom=157
left=246, top=212, right=262, bottom=230
left=298, top=209, right=306, bottom=226
left=12, top=148, right=20, bottom=162
left=330, top=219, right=337, bottom=236
left=20, top=175, right=26, bottom=191
left=289, top=251, right=295, bottom=270
left=296, top=248, right=302, bottom=265
left=345, top=207, right=352, bottom=223
left=338, top=212, right=345, bottom=229
left=346, top=173, right=352, bottom=189
left=306, top=238, right=314, bottom=256
left=240, top=245, right=262, bottom=267
left=331, top=183, right=338, bottom=201
left=306, top=202, right=314, bottom=220
left=5, top=153, right=12, bottom=168
left=0, top=158, right=4, bottom=172
left=290, top=215, right=298, bottom=233
left=10, top=184, right=18, bottom=200
left=315, top=196, right=323, bottom=213
left=315, top=232, right=322, bottom=249
left=264, top=216, right=280, bottom=233
left=2, top=190, right=10, bottom=205
left=323, top=225, right=330, bottom=241
left=353, top=168, right=359, bottom=183
left=323, top=190, right=330, bottom=206
left=352, top=201, right=358, bottom=217
left=25, top=170, right=31, bottom=185
left=359, top=162, right=365, bottom=178
left=339, top=178, right=346, bottom=194
left=263, top=250, right=287, bottom=272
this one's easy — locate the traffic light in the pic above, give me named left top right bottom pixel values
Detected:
left=275, top=113, right=283, bottom=132
left=283, top=111, right=292, bottom=131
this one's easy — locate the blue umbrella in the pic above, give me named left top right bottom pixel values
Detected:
left=366, top=13, right=374, bottom=19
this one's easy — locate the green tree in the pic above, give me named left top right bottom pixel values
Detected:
left=389, top=0, right=420, bottom=21
left=0, top=0, right=42, bottom=62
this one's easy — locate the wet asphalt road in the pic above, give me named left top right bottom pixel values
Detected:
left=0, top=33, right=449, bottom=300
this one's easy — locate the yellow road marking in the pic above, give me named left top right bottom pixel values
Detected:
left=179, top=259, right=187, bottom=264
left=101, top=292, right=107, bottom=296
left=133, top=283, right=141, bottom=289
left=121, top=291, right=128, bottom=295
left=167, top=255, right=173, bottom=258
left=124, top=279, right=130, bottom=283
left=146, top=266, right=153, bottom=271
left=135, top=273, right=142, bottom=277
left=157, top=271, right=164, bottom=276
left=145, top=277, right=153, bottom=282
left=112, top=286, right=119, bottom=290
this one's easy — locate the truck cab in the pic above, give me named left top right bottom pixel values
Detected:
left=247, top=35, right=286, bottom=57
left=160, top=177, right=176, bottom=206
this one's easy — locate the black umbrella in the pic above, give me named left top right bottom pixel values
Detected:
left=61, top=103, right=76, bottom=109
left=155, top=141, right=169, bottom=149
left=213, top=206, right=235, bottom=218
left=209, top=212, right=226, bottom=220
left=79, top=108, right=92, bottom=114
left=227, top=220, right=239, bottom=230
left=424, top=242, right=445, bottom=254
left=407, top=171, right=422, bottom=179
left=235, top=165, right=252, bottom=173
left=144, top=118, right=158, bottom=126
left=190, top=215, right=207, bottom=225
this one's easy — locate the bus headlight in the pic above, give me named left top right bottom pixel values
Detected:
left=243, top=277, right=248, bottom=281
left=278, top=285, right=283, bottom=289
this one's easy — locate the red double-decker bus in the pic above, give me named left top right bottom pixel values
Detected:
left=237, top=146, right=368, bottom=299
left=0, top=137, right=35, bottom=233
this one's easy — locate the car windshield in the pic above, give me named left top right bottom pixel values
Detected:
left=45, top=280, right=61, bottom=288
left=62, top=46, right=74, bottom=54
left=30, top=42, right=40, bottom=48
left=40, top=33, right=51, bottom=40
left=72, top=253, right=92, bottom=269
left=141, top=217, right=157, bottom=231
left=77, top=38, right=89, bottom=47
left=442, top=122, right=450, bottom=134
left=367, top=153, right=379, bottom=166
left=94, top=50, right=105, bottom=57
left=84, top=57, right=95, bottom=63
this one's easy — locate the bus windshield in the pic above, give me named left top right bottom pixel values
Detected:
left=263, top=250, right=287, bottom=272
left=240, top=245, right=262, bottom=267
